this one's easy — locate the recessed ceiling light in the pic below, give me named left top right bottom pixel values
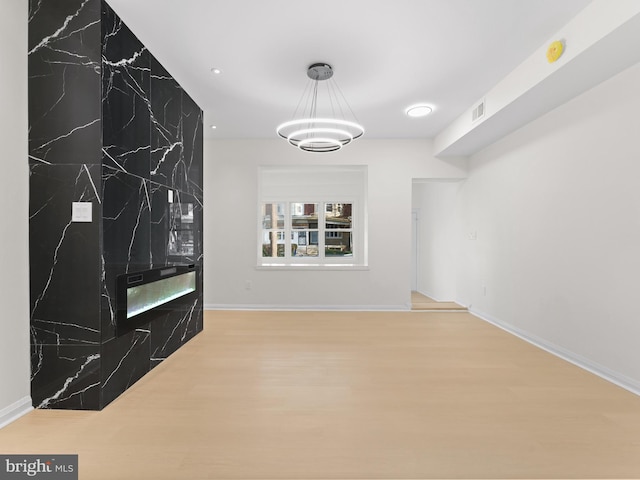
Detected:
left=210, top=67, right=222, bottom=75
left=210, top=125, right=217, bottom=130
left=405, top=104, right=433, bottom=118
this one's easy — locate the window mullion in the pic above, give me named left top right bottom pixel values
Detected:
left=285, top=202, right=291, bottom=259
left=319, top=202, right=326, bottom=259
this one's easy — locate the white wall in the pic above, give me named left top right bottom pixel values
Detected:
left=411, top=181, right=461, bottom=301
left=204, top=139, right=466, bottom=310
left=434, top=0, right=640, bottom=157
left=0, top=0, right=32, bottom=427
left=456, top=60, right=640, bottom=392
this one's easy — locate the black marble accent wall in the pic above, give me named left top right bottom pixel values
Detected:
left=28, top=0, right=204, bottom=410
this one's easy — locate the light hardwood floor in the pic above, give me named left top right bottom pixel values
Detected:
left=411, top=291, right=467, bottom=311
left=1, top=310, right=640, bottom=479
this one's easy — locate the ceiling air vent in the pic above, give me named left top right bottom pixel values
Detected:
left=472, top=99, right=486, bottom=123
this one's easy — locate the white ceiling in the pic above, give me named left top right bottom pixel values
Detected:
left=106, top=0, right=591, bottom=141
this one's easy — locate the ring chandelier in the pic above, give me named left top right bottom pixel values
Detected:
left=276, top=63, right=364, bottom=153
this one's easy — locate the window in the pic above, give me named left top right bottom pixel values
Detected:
left=260, top=203, right=285, bottom=257
left=261, top=202, right=353, bottom=262
left=324, top=203, right=353, bottom=256
left=258, top=166, right=367, bottom=268
left=290, top=202, right=319, bottom=257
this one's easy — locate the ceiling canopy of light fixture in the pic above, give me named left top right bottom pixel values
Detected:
left=276, top=63, right=364, bottom=153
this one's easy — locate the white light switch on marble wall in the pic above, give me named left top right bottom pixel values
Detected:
left=72, top=202, right=93, bottom=222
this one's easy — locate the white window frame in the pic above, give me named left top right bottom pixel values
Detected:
left=260, top=201, right=355, bottom=266
left=258, top=165, right=367, bottom=270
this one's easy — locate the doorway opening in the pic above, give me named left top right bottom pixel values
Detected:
left=411, top=179, right=466, bottom=311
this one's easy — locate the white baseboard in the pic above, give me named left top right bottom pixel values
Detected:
left=205, top=303, right=410, bottom=312
left=416, top=290, right=459, bottom=304
left=0, top=396, right=33, bottom=429
left=416, top=289, right=442, bottom=302
left=470, top=307, right=640, bottom=397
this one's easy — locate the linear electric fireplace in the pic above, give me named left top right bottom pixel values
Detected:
left=116, top=264, right=199, bottom=336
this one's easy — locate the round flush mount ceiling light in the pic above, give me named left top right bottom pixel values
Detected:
left=405, top=104, right=433, bottom=118
left=210, top=67, right=222, bottom=75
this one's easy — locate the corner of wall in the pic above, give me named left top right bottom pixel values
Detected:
left=0, top=0, right=32, bottom=426
left=0, top=398, right=33, bottom=430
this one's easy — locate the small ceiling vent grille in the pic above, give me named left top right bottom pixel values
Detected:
left=472, top=99, right=486, bottom=122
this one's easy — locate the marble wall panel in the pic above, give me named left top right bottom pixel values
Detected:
left=31, top=344, right=101, bottom=410
left=101, top=168, right=151, bottom=270
left=102, top=3, right=151, bottom=178
left=28, top=0, right=102, bottom=165
left=184, top=293, right=203, bottom=345
left=182, top=92, right=204, bottom=201
left=100, top=252, right=117, bottom=338
left=101, top=167, right=151, bottom=340
left=149, top=55, right=187, bottom=192
left=149, top=182, right=170, bottom=268
left=100, top=328, right=150, bottom=407
left=149, top=291, right=201, bottom=369
left=29, top=164, right=102, bottom=344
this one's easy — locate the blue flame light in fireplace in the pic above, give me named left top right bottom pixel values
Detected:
left=116, top=265, right=199, bottom=336
left=127, top=270, right=196, bottom=319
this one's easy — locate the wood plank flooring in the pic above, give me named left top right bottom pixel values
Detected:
left=1, top=310, right=640, bottom=479
left=411, top=291, right=467, bottom=311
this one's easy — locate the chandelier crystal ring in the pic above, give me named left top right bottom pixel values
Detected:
left=276, top=63, right=364, bottom=153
